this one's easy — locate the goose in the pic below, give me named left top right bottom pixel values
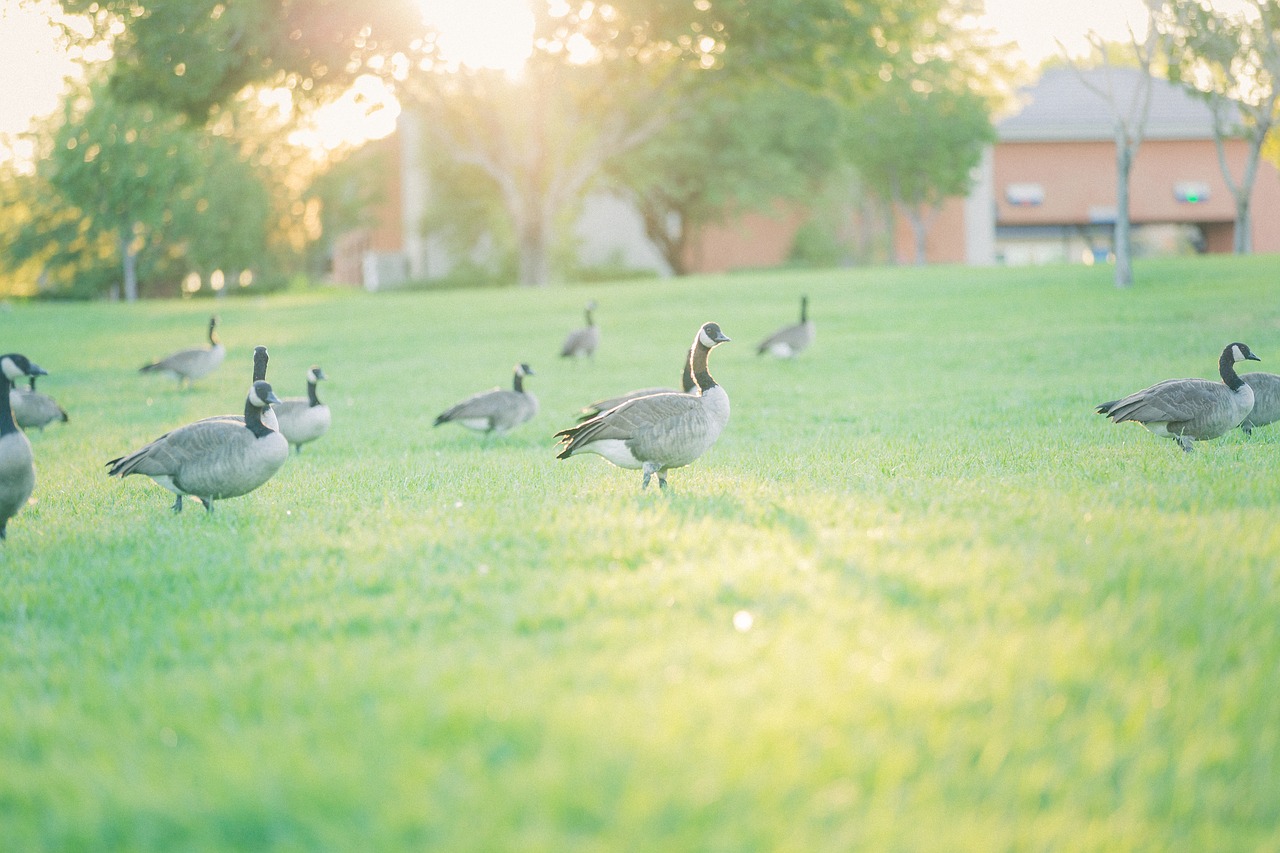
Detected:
left=195, top=345, right=278, bottom=432
left=106, top=380, right=288, bottom=513
left=139, top=315, right=226, bottom=385
left=1096, top=342, right=1260, bottom=452
left=560, top=301, right=600, bottom=359
left=274, top=366, right=331, bottom=453
left=554, top=322, right=731, bottom=490
left=756, top=295, right=815, bottom=358
left=434, top=363, right=538, bottom=435
left=0, top=354, right=44, bottom=539
left=576, top=348, right=696, bottom=422
left=10, top=372, right=68, bottom=431
left=1240, top=371, right=1280, bottom=434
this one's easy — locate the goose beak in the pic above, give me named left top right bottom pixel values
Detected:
left=315, top=368, right=328, bottom=380
left=1248, top=352, right=1262, bottom=361
left=715, top=332, right=731, bottom=344
left=265, top=390, right=282, bottom=405
left=28, top=363, right=48, bottom=377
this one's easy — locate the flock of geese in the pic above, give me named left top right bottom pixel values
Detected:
left=2, top=294, right=1278, bottom=542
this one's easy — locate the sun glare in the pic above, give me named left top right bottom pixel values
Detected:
left=420, top=0, right=534, bottom=74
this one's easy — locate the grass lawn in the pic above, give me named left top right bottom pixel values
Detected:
left=2, top=255, right=1279, bottom=851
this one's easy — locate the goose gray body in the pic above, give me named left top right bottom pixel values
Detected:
left=756, top=295, right=814, bottom=358
left=10, top=375, right=68, bottom=431
left=1240, top=372, right=1280, bottom=434
left=1097, top=342, right=1260, bottom=452
left=434, top=364, right=538, bottom=435
left=106, top=380, right=288, bottom=512
left=275, top=366, right=331, bottom=453
left=577, top=350, right=697, bottom=422
left=555, top=322, right=731, bottom=489
left=140, top=315, right=226, bottom=385
left=560, top=302, right=600, bottom=359
left=0, top=354, right=46, bottom=539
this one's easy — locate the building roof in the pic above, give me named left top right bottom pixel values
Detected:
left=998, top=66, right=1217, bottom=143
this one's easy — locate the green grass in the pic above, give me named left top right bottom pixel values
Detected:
left=3, top=255, right=1280, bottom=851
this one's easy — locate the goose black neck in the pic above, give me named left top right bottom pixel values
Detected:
left=307, top=380, right=322, bottom=407
left=586, top=308, right=595, bottom=326
left=1220, top=348, right=1245, bottom=391
left=0, top=382, right=17, bottom=437
left=252, top=349, right=268, bottom=382
left=681, top=353, right=696, bottom=393
left=800, top=297, right=808, bottom=323
left=691, top=341, right=717, bottom=392
left=209, top=323, right=219, bottom=346
left=513, top=372, right=525, bottom=393
left=244, top=398, right=274, bottom=437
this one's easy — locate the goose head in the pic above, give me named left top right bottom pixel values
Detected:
left=247, top=380, right=281, bottom=410
left=697, top=323, right=731, bottom=348
left=308, top=366, right=327, bottom=383
left=0, top=353, right=47, bottom=384
left=516, top=363, right=535, bottom=378
left=1227, top=342, right=1261, bottom=363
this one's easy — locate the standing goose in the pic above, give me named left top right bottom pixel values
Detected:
left=554, top=322, right=731, bottom=490
left=434, top=363, right=538, bottom=436
left=1097, top=342, right=1260, bottom=452
left=0, top=354, right=43, bottom=539
left=140, top=315, right=226, bottom=386
left=196, top=345, right=278, bottom=432
left=560, top=301, right=600, bottom=359
left=756, top=295, right=815, bottom=358
left=1240, top=371, right=1280, bottom=434
left=106, top=380, right=288, bottom=513
left=576, top=348, right=696, bottom=422
left=10, top=372, right=68, bottom=431
left=274, top=366, right=331, bottom=453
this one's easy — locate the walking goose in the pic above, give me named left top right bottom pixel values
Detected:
left=1097, top=342, right=1260, bottom=452
left=139, top=315, right=226, bottom=385
left=554, top=322, right=731, bottom=489
left=756, top=295, right=815, bottom=358
left=10, top=373, right=68, bottom=431
left=576, top=349, right=696, bottom=422
left=274, top=366, right=331, bottom=453
left=434, top=363, right=538, bottom=435
left=106, top=380, right=288, bottom=513
left=1240, top=371, right=1280, bottom=434
left=196, top=345, right=278, bottom=432
left=0, top=354, right=44, bottom=539
left=560, top=301, right=600, bottom=359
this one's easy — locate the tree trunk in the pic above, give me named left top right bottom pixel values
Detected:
left=516, top=217, right=551, bottom=287
left=905, top=208, right=928, bottom=265
left=120, top=229, right=139, bottom=302
left=1113, top=136, right=1134, bottom=289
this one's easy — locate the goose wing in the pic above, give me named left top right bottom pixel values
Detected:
left=756, top=321, right=813, bottom=355
left=560, top=326, right=600, bottom=357
left=1098, top=378, right=1226, bottom=424
left=557, top=392, right=704, bottom=457
left=435, top=389, right=520, bottom=424
left=578, top=386, right=676, bottom=421
left=106, top=419, right=251, bottom=478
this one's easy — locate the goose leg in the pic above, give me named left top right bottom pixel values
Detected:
left=1242, top=423, right=1254, bottom=436
left=641, top=461, right=659, bottom=489
left=202, top=497, right=215, bottom=514
left=658, top=471, right=668, bottom=491
left=1176, top=435, right=1194, bottom=453
left=171, top=495, right=183, bottom=513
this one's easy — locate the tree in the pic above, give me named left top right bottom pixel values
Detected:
left=605, top=82, right=844, bottom=275
left=843, top=63, right=995, bottom=265
left=55, top=0, right=423, bottom=121
left=1157, top=0, right=1280, bottom=254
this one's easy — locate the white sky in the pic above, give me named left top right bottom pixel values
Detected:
left=0, top=0, right=1246, bottom=162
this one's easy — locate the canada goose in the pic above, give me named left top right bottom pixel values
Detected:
left=274, top=366, right=331, bottom=453
left=756, top=295, right=815, bottom=358
left=195, top=345, right=278, bottom=432
left=0, top=354, right=44, bottom=539
left=434, top=363, right=538, bottom=435
left=139, top=315, right=226, bottom=385
left=1240, top=372, right=1280, bottom=434
left=1097, top=342, right=1260, bottom=452
left=555, top=322, right=731, bottom=489
left=106, top=380, right=288, bottom=513
left=576, top=348, right=697, bottom=422
left=10, top=372, right=68, bottom=431
left=560, top=301, right=600, bottom=359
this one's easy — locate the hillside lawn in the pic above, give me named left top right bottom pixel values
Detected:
left=2, top=255, right=1279, bottom=851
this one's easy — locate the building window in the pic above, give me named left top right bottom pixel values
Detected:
left=1005, top=183, right=1045, bottom=207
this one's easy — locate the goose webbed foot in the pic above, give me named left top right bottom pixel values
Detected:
left=658, top=471, right=669, bottom=491
left=1242, top=423, right=1254, bottom=437
left=171, top=495, right=183, bottom=513
left=202, top=498, right=215, bottom=514
left=1176, top=435, right=1195, bottom=453
left=641, top=462, right=658, bottom=490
